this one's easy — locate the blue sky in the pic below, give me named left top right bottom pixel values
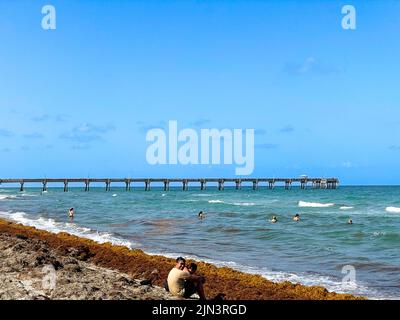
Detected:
left=1, top=0, right=400, bottom=184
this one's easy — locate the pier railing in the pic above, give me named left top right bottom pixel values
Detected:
left=0, top=178, right=339, bottom=191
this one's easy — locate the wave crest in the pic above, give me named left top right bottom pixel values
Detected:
left=208, top=200, right=224, bottom=204
left=298, top=201, right=335, bottom=208
left=340, top=206, right=354, bottom=210
left=386, top=206, right=400, bottom=213
left=208, top=200, right=255, bottom=206
left=0, top=195, right=17, bottom=200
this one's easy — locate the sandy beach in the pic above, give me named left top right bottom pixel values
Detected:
left=0, top=218, right=362, bottom=300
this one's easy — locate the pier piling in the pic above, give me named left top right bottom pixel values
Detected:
left=235, top=179, right=242, bottom=190
left=252, top=180, right=258, bottom=190
left=145, top=180, right=150, bottom=191
left=268, top=180, right=275, bottom=189
left=163, top=180, right=169, bottom=191
left=218, top=179, right=224, bottom=191
left=125, top=179, right=131, bottom=191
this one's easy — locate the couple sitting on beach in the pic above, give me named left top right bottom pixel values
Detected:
left=166, top=257, right=206, bottom=300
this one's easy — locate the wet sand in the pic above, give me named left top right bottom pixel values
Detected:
left=0, top=218, right=363, bottom=300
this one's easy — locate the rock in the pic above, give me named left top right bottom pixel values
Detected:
left=140, top=279, right=153, bottom=286
left=70, top=265, right=82, bottom=273
left=118, top=276, right=134, bottom=285
left=12, top=243, right=25, bottom=251
left=50, top=259, right=63, bottom=270
left=68, top=246, right=93, bottom=261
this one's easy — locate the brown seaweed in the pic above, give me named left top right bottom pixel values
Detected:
left=0, top=219, right=363, bottom=300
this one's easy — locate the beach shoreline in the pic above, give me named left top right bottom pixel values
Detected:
left=0, top=218, right=362, bottom=300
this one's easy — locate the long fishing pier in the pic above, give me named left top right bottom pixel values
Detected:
left=0, top=178, right=339, bottom=191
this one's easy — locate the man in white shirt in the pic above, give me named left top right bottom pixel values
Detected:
left=167, top=257, right=206, bottom=300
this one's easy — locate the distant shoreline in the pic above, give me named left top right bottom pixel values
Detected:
left=0, top=218, right=362, bottom=300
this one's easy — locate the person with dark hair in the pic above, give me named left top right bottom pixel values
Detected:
left=186, top=263, right=198, bottom=274
left=184, top=263, right=206, bottom=285
left=167, top=257, right=206, bottom=300
left=293, top=213, right=300, bottom=221
left=68, top=208, right=74, bottom=220
left=198, top=211, right=205, bottom=220
left=176, top=257, right=186, bottom=269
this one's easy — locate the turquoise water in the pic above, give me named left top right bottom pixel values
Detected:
left=1, top=186, right=399, bottom=299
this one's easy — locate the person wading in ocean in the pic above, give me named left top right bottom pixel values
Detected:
left=68, top=208, right=74, bottom=220
left=198, top=211, right=205, bottom=220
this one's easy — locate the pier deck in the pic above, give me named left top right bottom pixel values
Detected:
left=0, top=178, right=339, bottom=191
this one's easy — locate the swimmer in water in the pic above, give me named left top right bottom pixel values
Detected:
left=348, top=219, right=353, bottom=225
left=68, top=207, right=74, bottom=220
left=198, top=211, right=205, bottom=220
left=270, top=216, right=278, bottom=223
left=293, top=214, right=300, bottom=222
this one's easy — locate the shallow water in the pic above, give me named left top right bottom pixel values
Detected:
left=1, top=186, right=399, bottom=299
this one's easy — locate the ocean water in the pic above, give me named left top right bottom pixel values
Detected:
left=1, top=186, right=399, bottom=299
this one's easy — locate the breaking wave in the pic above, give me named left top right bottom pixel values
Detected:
left=208, top=200, right=255, bottom=206
left=0, top=211, right=136, bottom=248
left=298, top=201, right=335, bottom=208
left=385, top=207, right=400, bottom=213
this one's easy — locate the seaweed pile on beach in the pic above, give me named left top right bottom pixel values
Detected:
left=0, top=219, right=362, bottom=300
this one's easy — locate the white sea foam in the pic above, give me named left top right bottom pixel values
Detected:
left=298, top=201, right=335, bottom=208
left=208, top=199, right=255, bottom=206
left=0, top=211, right=136, bottom=248
left=385, top=206, right=400, bottom=213
left=208, top=200, right=224, bottom=204
left=177, top=199, right=199, bottom=203
left=0, top=195, right=17, bottom=200
left=340, top=206, right=354, bottom=210
left=21, top=193, right=38, bottom=197
left=112, top=194, right=117, bottom=197
left=232, top=202, right=255, bottom=206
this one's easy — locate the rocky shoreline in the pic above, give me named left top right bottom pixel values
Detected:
left=0, top=229, right=176, bottom=300
left=0, top=219, right=363, bottom=300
